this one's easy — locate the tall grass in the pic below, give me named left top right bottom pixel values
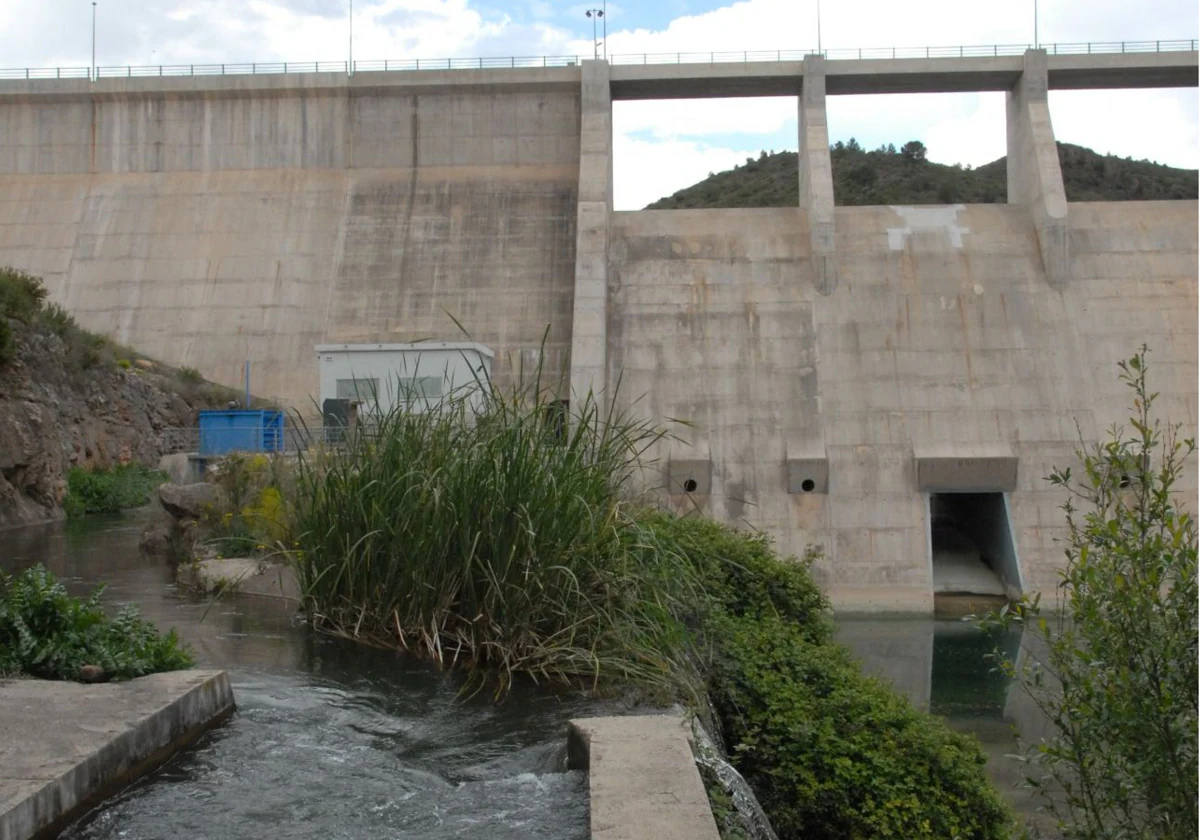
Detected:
left=290, top=351, right=699, bottom=696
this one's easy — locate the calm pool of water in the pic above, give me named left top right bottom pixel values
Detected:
left=836, top=616, right=1057, bottom=836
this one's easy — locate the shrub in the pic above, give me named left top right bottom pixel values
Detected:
left=708, top=611, right=1013, bottom=840
left=116, top=358, right=132, bottom=370
left=201, top=453, right=294, bottom=555
left=0, top=266, right=48, bottom=322
left=0, top=318, right=12, bottom=365
left=38, top=301, right=77, bottom=338
left=0, top=564, right=193, bottom=681
left=64, top=465, right=168, bottom=517
left=978, top=345, right=1198, bottom=839
left=178, top=366, right=203, bottom=383
left=644, top=514, right=1014, bottom=840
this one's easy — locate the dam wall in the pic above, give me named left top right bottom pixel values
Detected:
left=0, top=70, right=583, bottom=399
left=0, top=51, right=1194, bottom=611
left=610, top=202, right=1197, bottom=610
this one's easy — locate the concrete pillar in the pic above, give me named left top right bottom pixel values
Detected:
left=798, top=55, right=838, bottom=296
left=570, top=59, right=612, bottom=409
left=1007, top=49, right=1070, bottom=288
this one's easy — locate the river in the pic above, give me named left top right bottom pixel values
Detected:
left=3, top=512, right=1055, bottom=837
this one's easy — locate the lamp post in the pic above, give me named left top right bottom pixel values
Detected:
left=91, top=1, right=97, bottom=81
left=585, top=8, right=603, bottom=60
left=349, top=0, right=353, bottom=75
left=816, top=0, right=822, bottom=55
left=1034, top=0, right=1039, bottom=49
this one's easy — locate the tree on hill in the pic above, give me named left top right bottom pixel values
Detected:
left=645, top=141, right=1198, bottom=209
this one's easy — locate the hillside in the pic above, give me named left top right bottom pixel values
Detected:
left=646, top=141, right=1199, bottom=209
left=0, top=267, right=256, bottom=529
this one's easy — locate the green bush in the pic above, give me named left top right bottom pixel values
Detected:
left=64, top=464, right=168, bottom=517
left=0, top=318, right=12, bottom=365
left=0, top=266, right=48, bottom=322
left=979, top=346, right=1198, bottom=839
left=0, top=564, right=193, bottom=681
left=709, top=612, right=1012, bottom=840
left=178, top=365, right=203, bottom=383
left=647, top=513, right=1013, bottom=840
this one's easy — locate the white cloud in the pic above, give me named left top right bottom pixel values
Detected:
left=615, top=132, right=757, bottom=209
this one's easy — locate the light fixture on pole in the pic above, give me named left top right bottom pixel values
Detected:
left=91, top=1, right=97, bottom=82
left=349, top=0, right=354, bottom=75
left=585, top=8, right=603, bottom=60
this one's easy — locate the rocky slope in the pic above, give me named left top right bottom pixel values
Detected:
left=0, top=269, right=249, bottom=530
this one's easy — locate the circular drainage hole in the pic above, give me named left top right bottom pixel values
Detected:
left=801, top=478, right=816, bottom=492
left=682, top=478, right=698, bottom=493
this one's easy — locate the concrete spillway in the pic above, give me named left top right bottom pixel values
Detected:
left=0, top=52, right=1195, bottom=613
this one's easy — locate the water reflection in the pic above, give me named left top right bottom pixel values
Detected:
left=2, top=513, right=599, bottom=840
left=836, top=616, right=1056, bottom=835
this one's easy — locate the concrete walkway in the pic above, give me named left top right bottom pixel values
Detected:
left=0, top=670, right=234, bottom=840
left=569, top=715, right=720, bottom=840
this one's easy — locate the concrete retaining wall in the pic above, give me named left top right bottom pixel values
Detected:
left=0, top=670, right=234, bottom=840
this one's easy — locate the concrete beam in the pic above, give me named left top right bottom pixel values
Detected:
left=825, top=55, right=1022, bottom=94
left=1007, top=49, right=1070, bottom=288
left=569, top=60, right=612, bottom=408
left=610, top=62, right=801, bottom=99
left=799, top=55, right=838, bottom=296
left=1047, top=50, right=1199, bottom=90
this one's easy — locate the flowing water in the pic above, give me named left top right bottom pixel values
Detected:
left=3, top=512, right=1061, bottom=838
left=2, top=512, right=603, bottom=840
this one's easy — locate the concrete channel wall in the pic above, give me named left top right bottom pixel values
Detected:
left=0, top=51, right=1194, bottom=613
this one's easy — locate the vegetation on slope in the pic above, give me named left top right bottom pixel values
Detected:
left=0, top=265, right=269, bottom=408
left=647, top=140, right=1198, bottom=209
left=0, top=564, right=194, bottom=682
left=64, top=465, right=170, bottom=518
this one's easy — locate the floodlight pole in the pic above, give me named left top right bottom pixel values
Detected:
left=1034, top=0, right=1039, bottom=48
left=91, top=2, right=97, bottom=82
left=585, top=9, right=603, bottom=60
left=603, top=0, right=607, bottom=59
left=349, top=0, right=354, bottom=75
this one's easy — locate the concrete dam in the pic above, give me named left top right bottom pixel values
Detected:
left=0, top=48, right=1195, bottom=613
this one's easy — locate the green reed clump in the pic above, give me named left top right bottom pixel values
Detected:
left=290, top=360, right=699, bottom=695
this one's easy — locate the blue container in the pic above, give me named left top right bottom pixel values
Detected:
left=198, top=410, right=285, bottom=456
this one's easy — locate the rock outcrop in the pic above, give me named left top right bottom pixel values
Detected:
left=0, top=328, right=199, bottom=530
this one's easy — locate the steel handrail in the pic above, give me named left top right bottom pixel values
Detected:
left=0, top=39, right=1194, bottom=82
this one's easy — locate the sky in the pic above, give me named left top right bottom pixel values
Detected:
left=0, top=0, right=1196, bottom=208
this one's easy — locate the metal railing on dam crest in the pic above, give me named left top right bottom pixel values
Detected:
left=1, top=38, right=1195, bottom=81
